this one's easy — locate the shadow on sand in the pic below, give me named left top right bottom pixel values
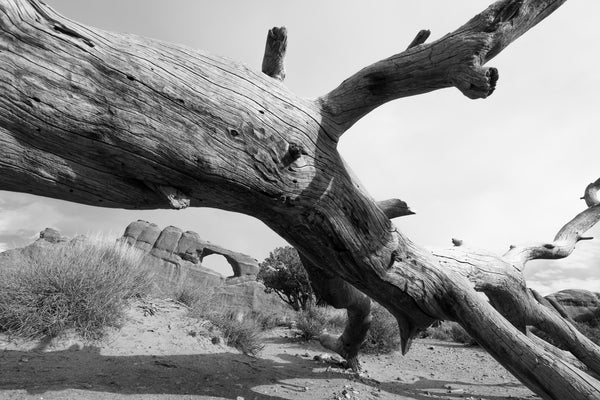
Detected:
left=0, top=344, right=530, bottom=400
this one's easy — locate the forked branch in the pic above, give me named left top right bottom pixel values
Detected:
left=504, top=177, right=600, bottom=266
left=319, top=0, right=567, bottom=134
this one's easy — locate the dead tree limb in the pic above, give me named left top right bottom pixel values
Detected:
left=1, top=0, right=599, bottom=398
left=433, top=181, right=600, bottom=377
left=262, top=27, right=287, bottom=81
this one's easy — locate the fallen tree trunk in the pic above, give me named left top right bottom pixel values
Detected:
left=1, top=0, right=599, bottom=398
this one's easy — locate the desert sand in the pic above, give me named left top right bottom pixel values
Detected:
left=0, top=299, right=539, bottom=400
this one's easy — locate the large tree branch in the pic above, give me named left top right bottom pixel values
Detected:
left=319, top=0, right=567, bottom=134
left=432, top=179, right=600, bottom=377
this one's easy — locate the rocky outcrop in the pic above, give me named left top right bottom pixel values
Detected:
left=0, top=227, right=72, bottom=272
left=0, top=224, right=287, bottom=315
left=120, top=220, right=286, bottom=314
left=38, top=227, right=68, bottom=243
left=544, top=289, right=600, bottom=323
left=121, top=220, right=259, bottom=280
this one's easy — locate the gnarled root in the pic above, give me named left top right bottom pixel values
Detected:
left=318, top=332, right=361, bottom=371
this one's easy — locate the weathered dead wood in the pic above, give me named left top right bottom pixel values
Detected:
left=262, top=27, right=287, bottom=81
left=504, top=194, right=600, bottom=266
left=406, top=29, right=431, bottom=50
left=301, top=256, right=371, bottom=371
left=305, top=199, right=415, bottom=370
left=1, top=0, right=599, bottom=398
left=432, top=179, right=600, bottom=377
left=377, top=198, right=414, bottom=219
left=319, top=0, right=567, bottom=133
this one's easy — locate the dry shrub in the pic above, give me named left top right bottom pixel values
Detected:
left=296, top=305, right=330, bottom=341
left=172, top=283, right=204, bottom=307
left=575, top=318, right=600, bottom=346
left=189, top=293, right=265, bottom=356
left=0, top=237, right=152, bottom=340
left=423, top=321, right=477, bottom=345
left=361, top=303, right=401, bottom=354
left=249, top=309, right=293, bottom=330
left=533, top=317, right=600, bottom=349
left=325, top=308, right=347, bottom=331
left=295, top=303, right=401, bottom=355
left=208, top=312, right=264, bottom=356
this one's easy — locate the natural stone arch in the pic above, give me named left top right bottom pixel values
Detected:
left=200, top=252, right=236, bottom=278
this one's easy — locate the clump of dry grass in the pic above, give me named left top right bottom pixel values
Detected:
left=295, top=305, right=331, bottom=341
left=295, top=305, right=347, bottom=341
left=208, top=312, right=265, bottom=355
left=189, top=292, right=265, bottom=356
left=0, top=236, right=152, bottom=341
left=423, top=321, right=478, bottom=345
left=172, top=283, right=205, bottom=308
left=532, top=317, right=600, bottom=349
left=575, top=318, right=600, bottom=345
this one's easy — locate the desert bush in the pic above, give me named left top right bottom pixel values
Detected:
left=295, top=303, right=401, bottom=354
left=361, top=303, right=401, bottom=354
left=324, top=309, right=347, bottom=331
left=209, top=312, right=265, bottom=356
left=249, top=309, right=293, bottom=330
left=294, top=305, right=347, bottom=340
left=533, top=317, right=600, bottom=349
left=0, top=237, right=152, bottom=340
left=296, top=305, right=331, bottom=341
left=573, top=321, right=600, bottom=346
left=190, top=294, right=265, bottom=356
left=172, top=283, right=204, bottom=307
left=423, top=321, right=478, bottom=345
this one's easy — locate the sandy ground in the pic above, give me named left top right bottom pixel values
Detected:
left=0, top=299, right=540, bottom=400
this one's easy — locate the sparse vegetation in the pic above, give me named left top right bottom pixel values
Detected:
left=295, top=305, right=347, bottom=341
left=575, top=318, right=600, bottom=346
left=208, top=312, right=265, bottom=355
left=533, top=317, right=600, bottom=349
left=249, top=309, right=292, bottom=331
left=423, top=321, right=478, bottom=345
left=172, top=283, right=204, bottom=307
left=189, top=293, right=265, bottom=356
left=361, top=303, right=401, bottom=354
left=295, top=303, right=402, bottom=354
left=0, top=237, right=152, bottom=340
left=296, top=305, right=331, bottom=341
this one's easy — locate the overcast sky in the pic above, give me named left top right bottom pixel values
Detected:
left=1, top=1, right=598, bottom=295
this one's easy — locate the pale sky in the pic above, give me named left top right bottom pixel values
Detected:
left=1, top=1, right=598, bottom=295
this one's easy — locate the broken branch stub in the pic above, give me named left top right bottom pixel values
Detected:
left=262, top=26, right=287, bottom=81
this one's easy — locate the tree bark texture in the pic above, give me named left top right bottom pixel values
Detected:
left=1, top=0, right=599, bottom=398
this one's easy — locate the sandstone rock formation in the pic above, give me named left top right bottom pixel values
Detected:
left=121, top=220, right=259, bottom=281
left=545, top=289, right=600, bottom=323
left=119, top=220, right=286, bottom=314
left=0, top=227, right=71, bottom=272
left=38, top=227, right=68, bottom=243
left=0, top=224, right=287, bottom=315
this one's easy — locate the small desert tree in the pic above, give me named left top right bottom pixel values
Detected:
left=258, top=246, right=314, bottom=311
